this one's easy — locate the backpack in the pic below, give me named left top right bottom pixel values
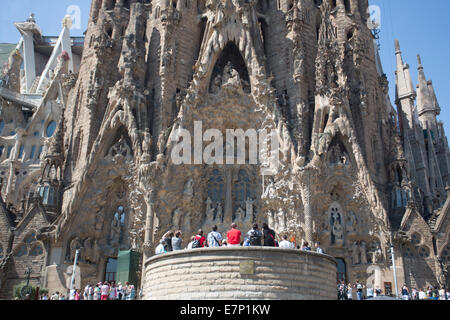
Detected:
left=249, top=230, right=261, bottom=246
left=192, top=236, right=202, bottom=248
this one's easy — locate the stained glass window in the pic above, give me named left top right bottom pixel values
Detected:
left=46, top=121, right=57, bottom=137
left=207, top=169, right=225, bottom=203
left=29, top=244, right=44, bottom=257
left=233, top=169, right=252, bottom=211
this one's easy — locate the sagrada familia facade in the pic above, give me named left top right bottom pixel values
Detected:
left=0, top=0, right=448, bottom=298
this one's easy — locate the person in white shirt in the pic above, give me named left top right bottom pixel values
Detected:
left=155, top=240, right=167, bottom=255
left=187, top=236, right=196, bottom=250
left=418, top=289, right=426, bottom=300
left=279, top=235, right=295, bottom=249
left=207, top=226, right=223, bottom=247
left=314, top=242, right=324, bottom=254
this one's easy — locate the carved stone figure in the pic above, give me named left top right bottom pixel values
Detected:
left=360, top=241, right=368, bottom=264
left=173, top=208, right=182, bottom=230
left=69, top=237, right=82, bottom=261
left=206, top=197, right=215, bottom=221
left=110, top=213, right=121, bottom=246
left=216, top=202, right=223, bottom=222
left=183, top=179, right=194, bottom=200
left=347, top=211, right=357, bottom=233
left=234, top=207, right=245, bottom=223
left=352, top=241, right=360, bottom=265
left=245, top=198, right=254, bottom=222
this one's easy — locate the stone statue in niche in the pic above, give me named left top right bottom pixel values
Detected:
left=262, top=178, right=276, bottom=199
left=347, top=211, right=357, bottom=233
left=206, top=197, right=215, bottom=222
left=94, top=210, right=104, bottom=231
left=360, top=241, right=368, bottom=264
left=352, top=241, right=360, bottom=265
left=369, top=241, right=384, bottom=264
left=234, top=207, right=245, bottom=223
left=266, top=210, right=275, bottom=228
left=82, top=238, right=97, bottom=264
left=172, top=208, right=183, bottom=230
left=330, top=210, right=344, bottom=245
left=245, top=198, right=254, bottom=222
left=69, top=237, right=82, bottom=261
left=216, top=202, right=223, bottom=222
left=183, top=179, right=194, bottom=200
left=210, top=74, right=222, bottom=94
left=110, top=213, right=121, bottom=246
left=276, top=209, right=286, bottom=231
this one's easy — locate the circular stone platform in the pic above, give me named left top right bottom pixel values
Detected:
left=142, top=247, right=337, bottom=300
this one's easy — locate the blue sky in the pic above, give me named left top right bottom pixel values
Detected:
left=0, top=0, right=449, bottom=134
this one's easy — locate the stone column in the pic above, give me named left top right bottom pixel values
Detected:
left=299, top=166, right=318, bottom=245
left=143, top=189, right=156, bottom=262
left=22, top=30, right=36, bottom=93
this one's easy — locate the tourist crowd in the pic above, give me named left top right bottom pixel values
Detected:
left=155, top=223, right=325, bottom=254
left=337, top=281, right=450, bottom=300
left=39, top=281, right=137, bottom=301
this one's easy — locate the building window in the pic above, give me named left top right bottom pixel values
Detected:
left=19, top=145, right=25, bottom=159
left=29, top=244, right=44, bottom=257
left=37, top=145, right=44, bottom=159
left=30, top=146, right=36, bottom=159
left=0, top=120, right=4, bottom=135
left=411, top=233, right=421, bottom=245
left=0, top=146, right=4, bottom=157
left=46, top=121, right=57, bottom=137
left=15, top=245, right=27, bottom=257
left=7, top=146, right=12, bottom=158
left=0, top=244, right=3, bottom=259
left=105, top=258, right=117, bottom=282
left=418, top=246, right=430, bottom=258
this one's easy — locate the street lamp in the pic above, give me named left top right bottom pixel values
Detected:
left=388, top=244, right=399, bottom=299
left=70, top=249, right=80, bottom=294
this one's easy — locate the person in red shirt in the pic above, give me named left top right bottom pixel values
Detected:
left=194, top=229, right=207, bottom=247
left=227, top=223, right=242, bottom=246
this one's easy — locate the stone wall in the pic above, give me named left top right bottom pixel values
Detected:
left=143, top=247, right=337, bottom=300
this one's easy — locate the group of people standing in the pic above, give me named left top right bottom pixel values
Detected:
left=155, top=223, right=325, bottom=254
left=64, top=281, right=137, bottom=301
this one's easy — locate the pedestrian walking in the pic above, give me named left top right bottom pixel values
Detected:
left=227, top=223, right=242, bottom=247
left=401, top=284, right=410, bottom=300
left=347, top=284, right=353, bottom=300
left=117, top=282, right=124, bottom=300
left=207, top=225, right=223, bottom=247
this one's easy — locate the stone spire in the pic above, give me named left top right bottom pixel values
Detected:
left=416, top=54, right=439, bottom=130
left=394, top=40, right=416, bottom=131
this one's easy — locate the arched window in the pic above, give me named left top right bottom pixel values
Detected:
left=30, top=146, right=36, bottom=160
left=207, top=169, right=225, bottom=204
left=19, top=145, right=25, bottom=159
left=411, top=233, right=421, bottom=245
left=29, top=244, right=44, bottom=257
left=0, top=119, right=4, bottom=135
left=15, top=244, right=27, bottom=257
left=46, top=121, right=57, bottom=137
left=418, top=246, right=430, bottom=258
left=24, top=232, right=37, bottom=244
left=234, top=169, right=252, bottom=213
